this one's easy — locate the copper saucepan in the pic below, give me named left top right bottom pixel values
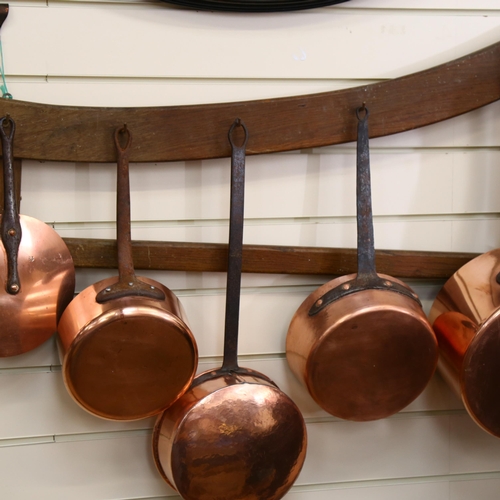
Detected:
left=286, top=107, right=438, bottom=421
left=429, top=248, right=500, bottom=437
left=153, top=119, right=307, bottom=500
left=57, top=126, right=198, bottom=420
left=0, top=115, right=75, bottom=357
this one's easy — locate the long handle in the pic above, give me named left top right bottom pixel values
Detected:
left=308, top=106, right=420, bottom=316
left=0, top=115, right=21, bottom=294
left=115, top=126, right=135, bottom=283
left=355, top=106, right=377, bottom=279
left=96, top=126, right=164, bottom=303
left=221, top=119, right=248, bottom=372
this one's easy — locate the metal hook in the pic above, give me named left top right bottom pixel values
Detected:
left=356, top=104, right=369, bottom=122
left=228, top=118, right=249, bottom=150
left=114, top=124, right=132, bottom=153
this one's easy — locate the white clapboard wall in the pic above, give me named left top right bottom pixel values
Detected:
left=1, top=0, right=500, bottom=499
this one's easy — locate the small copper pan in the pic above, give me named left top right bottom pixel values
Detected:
left=57, top=126, right=198, bottom=421
left=153, top=119, right=307, bottom=500
left=286, top=107, right=438, bottom=421
left=0, top=116, right=75, bottom=357
left=429, top=249, right=500, bottom=437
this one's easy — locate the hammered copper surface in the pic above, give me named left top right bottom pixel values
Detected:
left=153, top=371, right=307, bottom=500
left=0, top=215, right=75, bottom=357
left=430, top=248, right=500, bottom=437
left=287, top=273, right=438, bottom=421
left=58, top=275, right=197, bottom=420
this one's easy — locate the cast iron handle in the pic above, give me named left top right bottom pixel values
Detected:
left=0, top=115, right=22, bottom=295
left=309, top=106, right=420, bottom=316
left=96, top=126, right=165, bottom=303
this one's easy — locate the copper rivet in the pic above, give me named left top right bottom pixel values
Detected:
left=105, top=288, right=111, bottom=292
left=316, top=299, right=323, bottom=307
left=10, top=284, right=19, bottom=292
left=384, top=280, right=392, bottom=287
left=342, top=283, right=350, bottom=290
left=8, top=228, right=16, bottom=236
left=150, top=286, right=155, bottom=290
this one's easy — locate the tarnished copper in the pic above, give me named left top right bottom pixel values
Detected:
left=0, top=116, right=75, bottom=357
left=153, top=371, right=307, bottom=500
left=429, top=248, right=500, bottom=438
left=153, top=119, right=307, bottom=500
left=286, top=107, right=438, bottom=421
left=57, top=126, right=197, bottom=420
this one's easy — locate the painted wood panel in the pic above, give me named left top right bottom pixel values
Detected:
left=19, top=149, right=500, bottom=228
left=0, top=361, right=464, bottom=441
left=3, top=414, right=500, bottom=499
left=3, top=6, right=500, bottom=79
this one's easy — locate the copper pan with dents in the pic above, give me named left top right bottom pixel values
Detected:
left=286, top=107, right=438, bottom=421
left=57, top=126, right=198, bottom=421
left=153, top=119, right=307, bottom=500
left=0, top=115, right=75, bottom=357
left=429, top=248, right=500, bottom=437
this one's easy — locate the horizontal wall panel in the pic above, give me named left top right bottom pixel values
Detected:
left=20, top=150, right=500, bottom=224
left=0, top=358, right=462, bottom=440
left=51, top=218, right=465, bottom=254
left=450, top=415, right=500, bottom=473
left=0, top=336, right=59, bottom=370
left=0, top=371, right=155, bottom=440
left=450, top=479, right=500, bottom=500
left=288, top=482, right=450, bottom=500
left=3, top=415, right=499, bottom=499
left=0, top=435, right=173, bottom=499
left=301, top=416, right=451, bottom=483
left=73, top=268, right=331, bottom=294
left=3, top=7, right=500, bottom=79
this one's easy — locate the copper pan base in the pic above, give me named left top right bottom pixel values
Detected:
left=0, top=215, right=75, bottom=357
left=153, top=369, right=307, bottom=500
left=287, top=273, right=438, bottom=421
left=58, top=276, right=197, bottom=421
left=430, top=248, right=500, bottom=437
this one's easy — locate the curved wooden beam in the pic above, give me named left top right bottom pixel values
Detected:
left=0, top=41, right=499, bottom=163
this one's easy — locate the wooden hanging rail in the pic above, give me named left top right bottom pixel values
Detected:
left=0, top=40, right=495, bottom=279
left=64, top=238, right=477, bottom=280
left=0, top=41, right=499, bottom=163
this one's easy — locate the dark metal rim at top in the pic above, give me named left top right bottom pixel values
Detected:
left=159, top=0, right=349, bottom=12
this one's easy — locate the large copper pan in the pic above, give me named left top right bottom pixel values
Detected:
left=0, top=115, right=75, bottom=357
left=57, top=126, right=197, bottom=421
left=286, top=107, right=438, bottom=421
left=429, top=248, right=500, bottom=437
left=153, top=119, right=307, bottom=500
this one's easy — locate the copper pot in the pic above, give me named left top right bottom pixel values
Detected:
left=429, top=248, right=500, bottom=437
left=286, top=107, right=438, bottom=421
left=153, top=120, right=307, bottom=500
left=0, top=116, right=75, bottom=357
left=57, top=126, right=198, bottom=421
